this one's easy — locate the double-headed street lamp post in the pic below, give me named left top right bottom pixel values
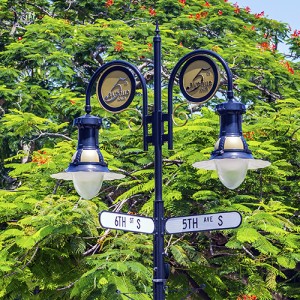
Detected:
left=52, top=25, right=270, bottom=300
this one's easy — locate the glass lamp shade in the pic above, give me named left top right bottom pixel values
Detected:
left=51, top=170, right=124, bottom=200
left=215, top=159, right=248, bottom=189
left=193, top=158, right=270, bottom=189
left=73, top=172, right=104, bottom=200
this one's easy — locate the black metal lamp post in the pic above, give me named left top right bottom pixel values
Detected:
left=52, top=25, right=270, bottom=300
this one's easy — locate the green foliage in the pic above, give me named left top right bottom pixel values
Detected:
left=0, top=0, right=299, bottom=299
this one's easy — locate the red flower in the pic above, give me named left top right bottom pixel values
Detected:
left=148, top=43, right=153, bottom=51
left=234, top=6, right=240, bottom=14
left=189, top=14, right=194, bottom=18
left=114, top=41, right=124, bottom=52
left=218, top=10, right=223, bottom=15
left=243, top=131, right=255, bottom=140
left=245, top=6, right=251, bottom=13
left=105, top=0, right=113, bottom=8
left=201, top=11, right=208, bottom=17
left=204, top=1, right=210, bottom=7
left=32, top=154, right=50, bottom=166
left=195, top=13, right=201, bottom=20
left=179, top=0, right=186, bottom=6
left=37, top=150, right=47, bottom=154
left=282, top=61, right=295, bottom=74
left=69, top=99, right=76, bottom=105
left=291, top=29, right=300, bottom=38
left=258, top=42, right=276, bottom=52
left=237, top=296, right=258, bottom=300
left=224, top=0, right=228, bottom=2
left=259, top=41, right=270, bottom=50
left=149, top=7, right=156, bottom=16
left=255, top=11, right=264, bottom=18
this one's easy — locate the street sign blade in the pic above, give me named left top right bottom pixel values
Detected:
left=99, top=211, right=155, bottom=234
left=165, top=211, right=242, bottom=234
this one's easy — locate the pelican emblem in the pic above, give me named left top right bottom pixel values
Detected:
left=104, top=77, right=130, bottom=103
left=186, top=67, right=212, bottom=93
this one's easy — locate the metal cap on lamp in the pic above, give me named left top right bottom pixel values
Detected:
left=193, top=100, right=270, bottom=189
left=51, top=114, right=124, bottom=199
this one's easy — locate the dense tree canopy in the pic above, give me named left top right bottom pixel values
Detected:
left=0, top=0, right=299, bottom=299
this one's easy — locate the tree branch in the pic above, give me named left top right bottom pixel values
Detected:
left=26, top=2, right=54, bottom=17
left=242, top=245, right=256, bottom=259
left=57, top=279, right=79, bottom=291
left=5, top=246, right=39, bottom=278
left=31, top=132, right=72, bottom=141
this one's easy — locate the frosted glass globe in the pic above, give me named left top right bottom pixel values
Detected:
left=73, top=172, right=104, bottom=200
left=215, top=159, right=248, bottom=189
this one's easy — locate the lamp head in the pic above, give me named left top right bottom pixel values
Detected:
left=51, top=114, right=124, bottom=199
left=193, top=100, right=270, bottom=189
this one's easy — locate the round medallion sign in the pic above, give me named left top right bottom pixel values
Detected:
left=97, top=66, right=136, bottom=113
left=179, top=55, right=220, bottom=103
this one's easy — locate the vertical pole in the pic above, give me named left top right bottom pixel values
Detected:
left=152, top=22, right=165, bottom=300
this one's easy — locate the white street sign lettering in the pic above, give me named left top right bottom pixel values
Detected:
left=99, top=211, right=155, bottom=234
left=165, top=211, right=242, bottom=234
